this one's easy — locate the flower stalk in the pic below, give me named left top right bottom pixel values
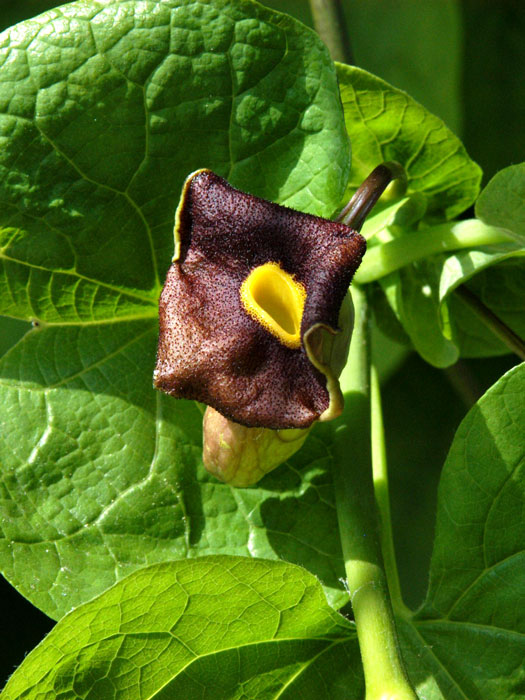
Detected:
left=331, top=285, right=417, bottom=700
left=338, top=161, right=407, bottom=229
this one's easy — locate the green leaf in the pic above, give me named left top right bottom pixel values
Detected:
left=3, top=368, right=523, bottom=698
left=379, top=239, right=525, bottom=366
left=0, top=322, right=348, bottom=619
left=414, top=363, right=525, bottom=699
left=0, top=0, right=351, bottom=619
left=2, top=557, right=363, bottom=700
left=0, top=0, right=349, bottom=325
left=476, top=163, right=525, bottom=244
left=380, top=262, right=460, bottom=368
left=336, top=63, right=482, bottom=220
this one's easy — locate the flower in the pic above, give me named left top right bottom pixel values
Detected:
left=154, top=169, right=366, bottom=430
left=202, top=406, right=309, bottom=487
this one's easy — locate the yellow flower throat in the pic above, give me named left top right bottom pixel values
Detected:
left=240, top=262, right=306, bottom=349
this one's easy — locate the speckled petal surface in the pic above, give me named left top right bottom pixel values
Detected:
left=154, top=170, right=366, bottom=428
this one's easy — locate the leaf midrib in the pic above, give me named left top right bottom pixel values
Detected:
left=0, top=321, right=155, bottom=391
left=1, top=249, right=158, bottom=305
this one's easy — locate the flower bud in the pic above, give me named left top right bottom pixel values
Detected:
left=202, top=406, right=309, bottom=487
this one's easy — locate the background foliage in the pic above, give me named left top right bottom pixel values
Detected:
left=0, top=0, right=523, bottom=692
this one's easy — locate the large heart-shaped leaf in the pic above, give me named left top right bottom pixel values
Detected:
left=0, top=0, right=351, bottom=620
left=0, top=0, right=349, bottom=324
left=4, top=366, right=524, bottom=699
left=0, top=331, right=348, bottom=617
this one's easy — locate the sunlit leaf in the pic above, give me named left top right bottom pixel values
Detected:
left=476, top=163, right=525, bottom=244
left=336, top=63, right=481, bottom=220
left=2, top=558, right=362, bottom=700
left=0, top=0, right=350, bottom=620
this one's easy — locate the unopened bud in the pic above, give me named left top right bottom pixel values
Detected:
left=202, top=406, right=310, bottom=487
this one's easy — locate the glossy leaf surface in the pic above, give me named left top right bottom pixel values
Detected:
left=336, top=63, right=481, bottom=220
left=0, top=0, right=350, bottom=619
left=5, top=365, right=524, bottom=699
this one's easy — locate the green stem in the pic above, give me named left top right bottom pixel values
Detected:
left=370, top=364, right=410, bottom=616
left=309, top=0, right=353, bottom=64
left=332, top=286, right=416, bottom=700
left=443, top=361, right=482, bottom=408
left=354, top=219, right=514, bottom=284
left=454, top=286, right=525, bottom=360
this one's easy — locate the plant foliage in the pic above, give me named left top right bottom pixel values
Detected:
left=0, top=1, right=523, bottom=698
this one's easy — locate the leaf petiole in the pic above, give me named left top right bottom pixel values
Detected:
left=454, top=285, right=525, bottom=360
left=355, top=219, right=516, bottom=283
left=370, top=363, right=411, bottom=618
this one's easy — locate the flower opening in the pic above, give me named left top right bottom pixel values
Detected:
left=240, top=262, right=306, bottom=349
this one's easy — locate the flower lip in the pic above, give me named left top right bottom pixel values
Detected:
left=154, top=169, right=366, bottom=429
left=240, top=262, right=306, bottom=349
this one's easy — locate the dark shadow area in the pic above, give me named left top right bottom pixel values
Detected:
left=255, top=426, right=346, bottom=605
left=0, top=574, right=54, bottom=687
left=383, top=351, right=518, bottom=610
left=259, top=465, right=346, bottom=604
left=462, top=0, right=525, bottom=182
left=0, top=0, right=60, bottom=32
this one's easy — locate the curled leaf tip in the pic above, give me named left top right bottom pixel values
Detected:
left=154, top=169, right=366, bottom=429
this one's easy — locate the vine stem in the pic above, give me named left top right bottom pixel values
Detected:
left=332, top=286, right=417, bottom=700
left=354, top=219, right=513, bottom=284
left=309, top=0, right=353, bottom=64
left=370, top=364, right=410, bottom=617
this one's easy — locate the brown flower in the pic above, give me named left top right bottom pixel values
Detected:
left=154, top=169, right=366, bottom=430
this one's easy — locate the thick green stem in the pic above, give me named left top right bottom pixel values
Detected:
left=309, top=0, right=353, bottom=64
left=332, top=286, right=416, bottom=700
left=354, top=219, right=514, bottom=284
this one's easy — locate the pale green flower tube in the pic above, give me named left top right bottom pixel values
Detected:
left=202, top=407, right=310, bottom=487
